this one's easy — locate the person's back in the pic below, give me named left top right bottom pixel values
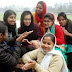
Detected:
left=0, top=22, right=21, bottom=72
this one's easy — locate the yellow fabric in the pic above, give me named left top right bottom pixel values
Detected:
left=32, top=12, right=44, bottom=27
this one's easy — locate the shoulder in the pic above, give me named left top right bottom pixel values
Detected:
left=55, top=24, right=61, bottom=28
left=67, top=20, right=72, bottom=26
left=32, top=12, right=35, bottom=15
left=51, top=54, right=63, bottom=63
left=33, top=23, right=40, bottom=29
left=55, top=24, right=62, bottom=30
left=18, top=27, right=21, bottom=33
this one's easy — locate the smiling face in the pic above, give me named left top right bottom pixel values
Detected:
left=43, top=17, right=53, bottom=28
left=7, top=14, right=16, bottom=25
left=58, top=16, right=67, bottom=26
left=36, top=3, right=43, bottom=15
left=42, top=36, right=54, bottom=52
left=23, top=15, right=31, bottom=26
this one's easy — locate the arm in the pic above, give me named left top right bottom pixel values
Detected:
left=12, top=41, right=21, bottom=63
left=0, top=46, right=18, bottom=67
left=35, top=55, right=63, bottom=72
left=22, top=49, right=39, bottom=63
left=62, top=27, right=72, bottom=37
left=55, top=25, right=65, bottom=44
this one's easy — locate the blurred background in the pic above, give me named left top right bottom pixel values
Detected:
left=0, top=0, right=72, bottom=28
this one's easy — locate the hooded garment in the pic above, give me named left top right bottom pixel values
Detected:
left=40, top=32, right=68, bottom=72
left=32, top=1, right=46, bottom=27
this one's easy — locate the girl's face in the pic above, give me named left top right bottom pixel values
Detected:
left=7, top=14, right=16, bottom=25
left=58, top=16, right=67, bottom=26
left=23, top=15, right=31, bottom=26
left=43, top=18, right=53, bottom=28
left=42, top=36, right=54, bottom=52
left=36, top=3, right=43, bottom=15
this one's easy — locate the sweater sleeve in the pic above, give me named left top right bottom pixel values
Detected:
left=35, top=55, right=63, bottom=72
left=55, top=25, right=66, bottom=44
left=22, top=49, right=39, bottom=63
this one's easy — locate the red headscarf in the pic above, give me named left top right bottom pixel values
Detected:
left=35, top=1, right=46, bottom=27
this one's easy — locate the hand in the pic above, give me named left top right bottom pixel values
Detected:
left=62, top=27, right=72, bottom=37
left=21, top=60, right=36, bottom=71
left=16, top=30, right=33, bottom=42
left=22, top=39, right=32, bottom=45
left=37, top=22, right=41, bottom=27
left=30, top=40, right=40, bottom=48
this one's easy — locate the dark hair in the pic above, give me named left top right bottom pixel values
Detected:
left=57, top=12, right=67, bottom=20
left=20, top=11, right=34, bottom=33
left=37, top=1, right=44, bottom=7
left=0, top=22, right=8, bottom=35
left=3, top=10, right=17, bottom=37
left=44, top=13, right=54, bottom=21
left=3, top=10, right=16, bottom=23
left=43, top=33, right=55, bottom=44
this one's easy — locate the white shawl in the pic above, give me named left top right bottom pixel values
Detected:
left=40, top=33, right=68, bottom=72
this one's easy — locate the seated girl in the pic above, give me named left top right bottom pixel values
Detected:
left=21, top=33, right=68, bottom=72
left=18, top=11, right=42, bottom=55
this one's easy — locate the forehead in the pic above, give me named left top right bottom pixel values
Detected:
left=58, top=16, right=65, bottom=19
left=44, top=17, right=51, bottom=20
left=43, top=36, right=52, bottom=42
left=8, top=14, right=16, bottom=17
left=37, top=3, right=43, bottom=8
left=24, top=15, right=31, bottom=18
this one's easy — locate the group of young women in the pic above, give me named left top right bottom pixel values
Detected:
left=0, top=1, right=72, bottom=72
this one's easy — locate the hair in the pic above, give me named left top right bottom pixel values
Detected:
left=3, top=10, right=17, bottom=37
left=0, top=22, right=8, bottom=35
left=44, top=13, right=54, bottom=21
left=3, top=9, right=16, bottom=23
left=57, top=12, right=67, bottom=20
left=37, top=1, right=44, bottom=7
left=20, top=11, right=34, bottom=33
left=43, top=33, right=55, bottom=44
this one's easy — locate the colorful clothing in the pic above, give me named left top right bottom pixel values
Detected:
left=32, top=1, right=46, bottom=28
left=41, top=13, right=67, bottom=63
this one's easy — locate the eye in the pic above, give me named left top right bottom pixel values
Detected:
left=42, top=41, right=46, bottom=44
left=47, top=43, right=51, bottom=45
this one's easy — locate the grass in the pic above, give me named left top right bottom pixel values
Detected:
left=0, top=12, right=72, bottom=21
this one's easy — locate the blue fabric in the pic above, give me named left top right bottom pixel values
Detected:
left=2, top=42, right=14, bottom=52
left=10, top=46, right=14, bottom=52
left=2, top=42, right=7, bottom=45
left=66, top=44, right=72, bottom=53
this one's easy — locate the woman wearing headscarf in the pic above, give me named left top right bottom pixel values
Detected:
left=3, top=9, right=18, bottom=46
left=21, top=33, right=68, bottom=72
left=18, top=11, right=42, bottom=56
left=32, top=1, right=46, bottom=28
left=41, top=13, right=67, bottom=62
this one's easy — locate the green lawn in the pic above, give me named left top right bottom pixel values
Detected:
left=0, top=12, right=72, bottom=21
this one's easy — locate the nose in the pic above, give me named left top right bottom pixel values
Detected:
left=44, top=43, right=48, bottom=48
